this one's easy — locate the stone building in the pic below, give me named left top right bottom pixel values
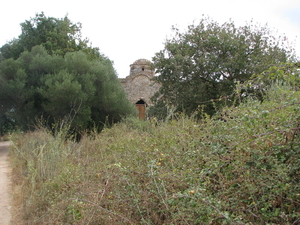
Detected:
left=120, top=59, right=160, bottom=119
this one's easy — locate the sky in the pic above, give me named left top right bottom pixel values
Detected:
left=1, top=0, right=300, bottom=78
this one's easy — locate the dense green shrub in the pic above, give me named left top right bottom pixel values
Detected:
left=10, top=76, right=300, bottom=224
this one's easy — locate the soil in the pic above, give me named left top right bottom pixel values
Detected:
left=0, top=141, right=12, bottom=225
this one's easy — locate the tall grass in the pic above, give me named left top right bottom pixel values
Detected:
left=10, top=83, right=300, bottom=224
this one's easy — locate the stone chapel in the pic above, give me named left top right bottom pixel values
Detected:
left=120, top=59, right=161, bottom=119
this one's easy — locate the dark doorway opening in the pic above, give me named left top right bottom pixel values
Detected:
left=136, top=99, right=146, bottom=104
left=135, top=99, right=147, bottom=120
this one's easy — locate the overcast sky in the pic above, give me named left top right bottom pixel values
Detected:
left=1, top=0, right=300, bottom=78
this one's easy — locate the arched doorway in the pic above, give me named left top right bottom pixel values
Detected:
left=136, top=99, right=147, bottom=120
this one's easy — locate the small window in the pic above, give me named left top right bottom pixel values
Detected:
left=142, top=67, right=144, bottom=71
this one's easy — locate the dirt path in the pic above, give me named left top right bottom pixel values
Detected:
left=0, top=141, right=12, bottom=225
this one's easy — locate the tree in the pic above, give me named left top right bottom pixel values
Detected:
left=0, top=12, right=98, bottom=60
left=0, top=13, right=136, bottom=134
left=151, top=17, right=295, bottom=117
left=0, top=58, right=26, bottom=134
left=0, top=45, right=135, bottom=133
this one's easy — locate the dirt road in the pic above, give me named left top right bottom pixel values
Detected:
left=0, top=141, right=12, bottom=225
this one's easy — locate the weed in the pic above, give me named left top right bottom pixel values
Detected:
left=9, top=82, right=300, bottom=224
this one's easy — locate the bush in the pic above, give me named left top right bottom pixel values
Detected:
left=10, top=81, right=300, bottom=224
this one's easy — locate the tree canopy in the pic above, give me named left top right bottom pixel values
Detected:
left=0, top=14, right=135, bottom=135
left=0, top=12, right=99, bottom=60
left=151, top=17, right=296, bottom=117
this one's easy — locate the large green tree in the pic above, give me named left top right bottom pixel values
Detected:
left=0, top=14, right=135, bottom=134
left=151, top=18, right=295, bottom=117
left=0, top=45, right=135, bottom=133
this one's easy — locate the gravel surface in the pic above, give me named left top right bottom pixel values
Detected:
left=0, top=142, right=12, bottom=225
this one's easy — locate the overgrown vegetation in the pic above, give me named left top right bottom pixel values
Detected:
left=2, top=13, right=299, bottom=224
left=9, top=70, right=300, bottom=224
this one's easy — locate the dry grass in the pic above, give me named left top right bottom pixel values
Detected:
left=8, top=84, right=300, bottom=224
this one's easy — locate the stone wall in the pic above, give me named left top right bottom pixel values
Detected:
left=120, top=59, right=160, bottom=106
